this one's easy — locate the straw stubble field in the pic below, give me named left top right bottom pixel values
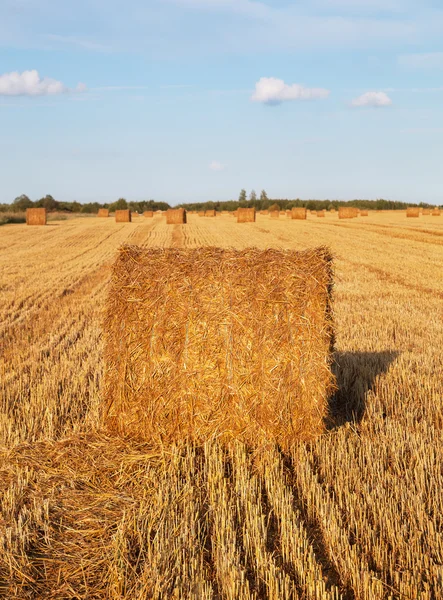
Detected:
left=0, top=212, right=442, bottom=599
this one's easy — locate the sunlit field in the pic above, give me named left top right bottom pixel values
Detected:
left=1, top=211, right=442, bottom=599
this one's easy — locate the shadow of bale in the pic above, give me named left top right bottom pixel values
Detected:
left=328, top=350, right=400, bottom=428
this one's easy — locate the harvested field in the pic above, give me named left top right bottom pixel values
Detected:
left=1, top=211, right=442, bottom=599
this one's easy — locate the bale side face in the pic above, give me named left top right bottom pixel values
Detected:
left=317, top=211, right=325, bottom=217
left=26, top=208, right=47, bottom=226
left=270, top=210, right=280, bottom=219
left=205, top=210, right=216, bottom=217
left=115, top=210, right=131, bottom=223
left=97, top=208, right=109, bottom=218
left=166, top=208, right=187, bottom=224
left=104, top=246, right=335, bottom=450
left=406, top=208, right=420, bottom=218
left=422, top=209, right=431, bottom=215
left=360, top=210, right=369, bottom=216
left=198, top=211, right=205, bottom=217
left=144, top=211, right=154, bottom=218
left=291, top=208, right=307, bottom=220
left=237, top=208, right=256, bottom=223
left=432, top=209, right=440, bottom=216
left=338, top=207, right=358, bottom=219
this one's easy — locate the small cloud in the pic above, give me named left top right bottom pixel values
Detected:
left=251, top=77, right=330, bottom=105
left=351, top=91, right=392, bottom=107
left=209, top=160, right=225, bottom=171
left=398, top=53, right=443, bottom=69
left=0, top=70, right=85, bottom=97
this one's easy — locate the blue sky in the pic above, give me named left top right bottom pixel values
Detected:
left=1, top=0, right=442, bottom=205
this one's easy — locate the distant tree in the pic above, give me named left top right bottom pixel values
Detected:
left=249, top=190, right=257, bottom=202
left=12, top=194, right=33, bottom=212
left=37, top=194, right=57, bottom=211
left=112, top=198, right=128, bottom=211
left=238, top=189, right=247, bottom=202
left=259, top=190, right=268, bottom=202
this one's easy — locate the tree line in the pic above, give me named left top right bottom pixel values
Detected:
left=1, top=192, right=439, bottom=215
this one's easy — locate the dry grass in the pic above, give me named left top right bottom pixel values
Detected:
left=26, top=208, right=47, bottom=226
left=1, top=211, right=442, bottom=599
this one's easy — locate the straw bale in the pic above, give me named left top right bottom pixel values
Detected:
left=104, top=245, right=335, bottom=450
left=237, top=207, right=256, bottom=223
left=406, top=208, right=420, bottom=218
left=431, top=209, right=440, bottom=216
left=198, top=211, right=205, bottom=217
left=260, top=210, right=269, bottom=215
left=166, top=208, right=187, bottom=224
left=205, top=209, right=216, bottom=217
left=268, top=203, right=280, bottom=212
left=291, top=207, right=307, bottom=220
left=330, top=209, right=336, bottom=213
left=270, top=210, right=280, bottom=219
left=144, top=211, right=154, bottom=218
left=360, top=210, right=369, bottom=216
left=115, top=209, right=131, bottom=223
left=97, top=208, right=109, bottom=218
left=338, top=207, right=358, bottom=219
left=422, top=209, right=431, bottom=215
left=26, top=207, right=47, bottom=226
left=317, top=210, right=325, bottom=217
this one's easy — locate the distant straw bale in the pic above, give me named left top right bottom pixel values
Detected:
left=26, top=208, right=47, bottom=226
left=291, top=208, right=307, bottom=220
left=338, top=207, right=358, bottom=219
left=115, top=210, right=131, bottom=223
left=104, top=246, right=335, bottom=450
left=270, top=210, right=279, bottom=219
left=144, top=211, right=154, bottom=218
left=260, top=210, right=268, bottom=215
left=431, top=209, right=440, bottom=216
left=360, top=210, right=369, bottom=216
left=237, top=208, right=256, bottom=223
left=422, top=209, right=431, bottom=215
left=317, top=211, right=325, bottom=217
left=166, top=208, right=187, bottom=224
left=406, top=208, right=420, bottom=218
left=97, top=209, right=109, bottom=218
left=205, top=210, right=216, bottom=217
left=268, top=203, right=280, bottom=212
left=198, top=211, right=205, bottom=217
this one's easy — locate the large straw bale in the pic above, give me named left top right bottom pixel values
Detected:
left=291, top=207, right=307, bottom=220
left=237, top=207, right=256, bottom=223
left=360, top=210, right=369, bottom=216
left=115, top=210, right=131, bottom=223
left=97, top=208, right=109, bottom=218
left=338, top=207, right=358, bottom=219
left=270, top=210, right=279, bottom=219
left=205, top=209, right=216, bottom=217
left=104, top=246, right=335, bottom=450
left=422, top=209, right=431, bottom=215
left=431, top=209, right=440, bottom=216
left=26, top=207, right=47, bottom=226
left=406, top=208, right=420, bottom=218
left=166, top=208, right=187, bottom=224
left=144, top=211, right=154, bottom=218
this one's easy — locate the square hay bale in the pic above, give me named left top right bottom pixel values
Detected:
left=97, top=208, right=109, bottom=218
left=270, top=210, right=280, bottom=219
left=406, top=208, right=420, bottom=218
left=115, top=210, right=131, bottom=223
left=432, top=209, right=440, bottom=216
left=360, top=210, right=369, bottom=216
left=422, top=209, right=431, bottom=215
left=166, top=208, right=187, bottom=224
left=317, top=210, right=325, bottom=217
left=291, top=208, right=307, bottom=220
left=237, top=207, right=256, bottom=223
left=198, top=211, right=205, bottom=217
left=143, top=211, right=154, bottom=218
left=205, top=209, right=216, bottom=217
left=26, top=207, right=47, bottom=226
left=338, top=207, right=358, bottom=219
left=104, top=246, right=335, bottom=450
left=260, top=210, right=269, bottom=215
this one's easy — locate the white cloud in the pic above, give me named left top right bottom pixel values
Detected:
left=351, top=91, right=392, bottom=107
left=209, top=160, right=225, bottom=171
left=0, top=70, right=86, bottom=96
left=251, top=77, right=330, bottom=105
left=398, top=52, right=443, bottom=69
